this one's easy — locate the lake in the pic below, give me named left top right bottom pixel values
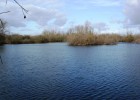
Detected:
left=0, top=43, right=140, bottom=100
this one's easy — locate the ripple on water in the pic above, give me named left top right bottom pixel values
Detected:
left=1, top=43, right=140, bottom=100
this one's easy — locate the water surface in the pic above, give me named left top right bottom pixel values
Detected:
left=0, top=43, right=140, bottom=100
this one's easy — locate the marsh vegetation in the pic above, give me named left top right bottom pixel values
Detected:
left=1, top=21, right=140, bottom=46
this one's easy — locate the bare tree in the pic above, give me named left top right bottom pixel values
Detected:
left=0, top=0, right=28, bottom=45
left=0, top=19, right=6, bottom=45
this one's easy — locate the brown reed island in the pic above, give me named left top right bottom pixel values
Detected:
left=66, top=22, right=138, bottom=46
left=67, top=33, right=122, bottom=46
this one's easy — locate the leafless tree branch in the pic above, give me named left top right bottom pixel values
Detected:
left=0, top=0, right=28, bottom=18
left=13, top=0, right=28, bottom=13
left=0, top=11, right=10, bottom=15
left=6, top=0, right=8, bottom=5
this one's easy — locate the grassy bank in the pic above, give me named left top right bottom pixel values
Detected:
left=4, top=31, right=66, bottom=44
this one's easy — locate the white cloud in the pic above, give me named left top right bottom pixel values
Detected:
left=0, top=0, right=67, bottom=34
left=89, top=0, right=121, bottom=7
left=26, top=5, right=67, bottom=26
left=23, top=0, right=63, bottom=9
left=124, top=0, right=140, bottom=25
left=72, top=0, right=121, bottom=8
left=54, top=14, right=67, bottom=26
left=93, top=22, right=109, bottom=32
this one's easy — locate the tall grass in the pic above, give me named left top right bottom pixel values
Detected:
left=5, top=30, right=66, bottom=44
left=5, top=34, right=33, bottom=44
left=42, top=30, right=66, bottom=42
left=95, top=34, right=121, bottom=45
left=67, top=33, right=96, bottom=46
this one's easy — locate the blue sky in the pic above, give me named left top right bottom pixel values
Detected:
left=0, top=0, right=140, bottom=35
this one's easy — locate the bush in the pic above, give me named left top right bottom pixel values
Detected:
left=0, top=34, right=5, bottom=45
left=31, top=35, right=46, bottom=43
left=9, top=34, right=23, bottom=44
left=43, top=30, right=66, bottom=42
left=124, top=34, right=134, bottom=42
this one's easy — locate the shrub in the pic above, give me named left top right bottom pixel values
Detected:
left=8, top=34, right=23, bottom=44
left=42, top=30, right=66, bottom=42
left=31, top=35, right=46, bottom=43
left=124, top=34, right=134, bottom=42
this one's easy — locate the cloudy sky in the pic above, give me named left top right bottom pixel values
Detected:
left=0, top=0, right=140, bottom=34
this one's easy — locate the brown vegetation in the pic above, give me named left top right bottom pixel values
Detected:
left=2, top=32, right=140, bottom=46
left=66, top=22, right=123, bottom=46
left=5, top=30, right=66, bottom=44
left=123, top=34, right=134, bottom=42
left=1, top=21, right=140, bottom=46
left=133, top=34, right=140, bottom=44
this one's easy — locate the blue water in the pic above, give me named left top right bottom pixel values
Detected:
left=0, top=43, right=140, bottom=100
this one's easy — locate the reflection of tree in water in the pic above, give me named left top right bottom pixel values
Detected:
left=0, top=46, right=5, bottom=64
left=0, top=56, right=3, bottom=64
